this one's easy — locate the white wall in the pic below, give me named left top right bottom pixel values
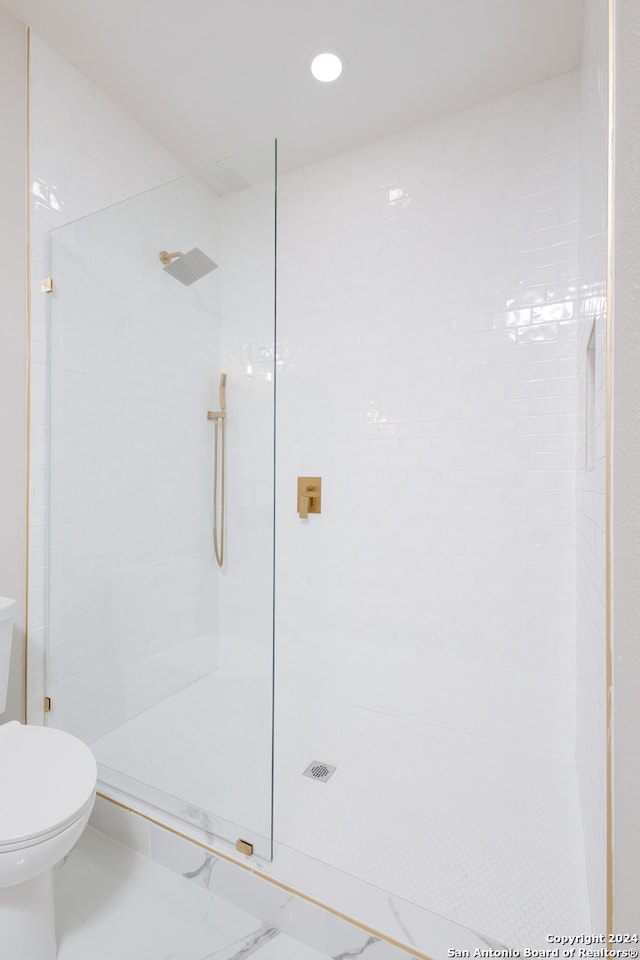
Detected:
left=217, top=161, right=276, bottom=678
left=611, top=0, right=640, bottom=930
left=41, top=177, right=222, bottom=743
left=576, top=0, right=609, bottom=932
left=276, top=73, right=581, bottom=757
left=0, top=6, right=27, bottom=723
left=27, top=34, right=194, bottom=733
left=28, top=36, right=276, bottom=752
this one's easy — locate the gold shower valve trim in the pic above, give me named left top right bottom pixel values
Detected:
left=298, top=477, right=321, bottom=518
left=158, top=250, right=184, bottom=265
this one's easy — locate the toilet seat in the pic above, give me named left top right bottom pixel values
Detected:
left=0, top=722, right=97, bottom=849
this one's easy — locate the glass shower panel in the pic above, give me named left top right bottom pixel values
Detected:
left=45, top=144, right=276, bottom=858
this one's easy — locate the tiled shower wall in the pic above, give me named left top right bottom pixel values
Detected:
left=27, top=35, right=220, bottom=738
left=276, top=72, right=581, bottom=757
left=28, top=36, right=589, bottom=770
left=217, top=177, right=276, bottom=678
left=576, top=0, right=609, bottom=930
left=43, top=180, right=222, bottom=743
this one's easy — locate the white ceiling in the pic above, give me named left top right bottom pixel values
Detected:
left=4, top=0, right=585, bottom=173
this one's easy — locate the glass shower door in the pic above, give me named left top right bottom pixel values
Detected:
left=44, top=145, right=276, bottom=858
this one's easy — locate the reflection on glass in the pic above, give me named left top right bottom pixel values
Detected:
left=45, top=143, right=276, bottom=858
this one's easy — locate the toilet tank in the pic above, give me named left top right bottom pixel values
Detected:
left=0, top=597, right=16, bottom=714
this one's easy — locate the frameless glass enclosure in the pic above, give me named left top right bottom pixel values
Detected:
left=44, top=143, right=276, bottom=858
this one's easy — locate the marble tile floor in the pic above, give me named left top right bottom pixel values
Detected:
left=89, top=670, right=591, bottom=948
left=56, top=828, right=332, bottom=960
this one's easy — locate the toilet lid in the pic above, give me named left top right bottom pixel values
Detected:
left=0, top=721, right=97, bottom=845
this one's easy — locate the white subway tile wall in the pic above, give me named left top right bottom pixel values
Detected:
left=576, top=0, right=609, bottom=930
left=44, top=178, right=223, bottom=742
left=28, top=37, right=276, bottom=850
left=217, top=177, right=277, bottom=676
left=275, top=72, right=581, bottom=757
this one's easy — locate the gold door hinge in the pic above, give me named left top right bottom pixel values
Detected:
left=42, top=277, right=54, bottom=293
left=43, top=696, right=52, bottom=712
left=235, top=838, right=253, bottom=856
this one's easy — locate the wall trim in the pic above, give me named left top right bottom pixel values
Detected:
left=605, top=0, right=614, bottom=937
left=24, top=23, right=31, bottom=727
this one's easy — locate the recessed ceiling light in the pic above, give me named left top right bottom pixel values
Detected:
left=310, top=51, right=344, bottom=83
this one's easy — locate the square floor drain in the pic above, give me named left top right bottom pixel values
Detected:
left=303, top=761, right=337, bottom=783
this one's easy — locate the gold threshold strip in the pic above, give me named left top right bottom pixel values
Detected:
left=97, top=792, right=432, bottom=960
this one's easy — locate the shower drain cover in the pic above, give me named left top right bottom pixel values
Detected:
left=303, top=761, right=337, bottom=783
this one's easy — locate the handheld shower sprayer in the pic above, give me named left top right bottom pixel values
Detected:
left=219, top=373, right=227, bottom=415
left=208, top=373, right=227, bottom=568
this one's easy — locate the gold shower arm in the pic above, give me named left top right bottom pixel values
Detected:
left=159, top=250, right=184, bottom=265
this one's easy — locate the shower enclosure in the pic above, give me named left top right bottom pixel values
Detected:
left=44, top=143, right=277, bottom=858
left=39, top=40, right=608, bottom=948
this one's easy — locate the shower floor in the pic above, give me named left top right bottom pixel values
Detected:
left=276, top=686, right=590, bottom=948
left=91, top=672, right=591, bottom=949
left=92, top=669, right=273, bottom=845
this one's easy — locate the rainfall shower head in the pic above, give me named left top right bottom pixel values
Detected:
left=159, top=248, right=218, bottom=286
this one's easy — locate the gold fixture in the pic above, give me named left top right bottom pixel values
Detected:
left=42, top=277, right=54, bottom=293
left=297, top=477, right=321, bottom=518
left=43, top=696, right=51, bottom=712
left=585, top=317, right=596, bottom=471
left=208, top=373, right=227, bottom=567
left=235, top=838, right=253, bottom=856
left=158, top=250, right=184, bottom=265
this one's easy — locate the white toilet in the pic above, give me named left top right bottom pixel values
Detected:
left=0, top=596, right=97, bottom=960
